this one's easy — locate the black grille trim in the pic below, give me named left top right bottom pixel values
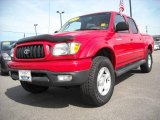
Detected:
left=16, top=45, right=45, bottom=59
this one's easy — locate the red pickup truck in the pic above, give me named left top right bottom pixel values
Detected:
left=8, top=11, right=154, bottom=106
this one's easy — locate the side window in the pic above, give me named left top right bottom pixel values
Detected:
left=114, top=14, right=126, bottom=27
left=114, top=14, right=128, bottom=32
left=128, top=18, right=138, bottom=34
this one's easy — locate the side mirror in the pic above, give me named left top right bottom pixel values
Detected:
left=115, top=22, right=129, bottom=32
left=54, top=31, right=58, bottom=33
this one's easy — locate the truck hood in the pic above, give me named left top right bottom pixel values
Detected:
left=53, top=30, right=109, bottom=41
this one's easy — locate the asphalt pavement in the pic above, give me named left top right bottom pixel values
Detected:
left=0, top=51, right=160, bottom=120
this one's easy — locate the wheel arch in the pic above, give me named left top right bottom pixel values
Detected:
left=94, top=48, right=116, bottom=69
left=148, top=44, right=153, bottom=53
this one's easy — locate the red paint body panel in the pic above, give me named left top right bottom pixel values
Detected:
left=8, top=58, right=92, bottom=72
left=8, top=11, right=154, bottom=72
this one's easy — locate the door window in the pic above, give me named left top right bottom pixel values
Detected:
left=114, top=14, right=129, bottom=33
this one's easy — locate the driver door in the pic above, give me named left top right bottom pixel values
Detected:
left=113, top=14, right=133, bottom=68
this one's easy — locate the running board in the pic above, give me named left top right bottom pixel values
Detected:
left=115, top=60, right=146, bottom=77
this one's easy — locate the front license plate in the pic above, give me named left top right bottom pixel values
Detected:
left=19, top=70, right=32, bottom=82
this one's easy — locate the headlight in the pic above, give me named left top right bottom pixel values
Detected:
left=10, top=48, right=14, bottom=58
left=52, top=43, right=70, bottom=56
left=2, top=53, right=11, bottom=60
left=52, top=42, right=80, bottom=56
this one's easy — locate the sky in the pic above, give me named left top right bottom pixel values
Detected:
left=0, top=0, right=160, bottom=41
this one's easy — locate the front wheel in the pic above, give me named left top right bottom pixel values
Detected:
left=81, top=56, right=115, bottom=106
left=140, top=50, right=153, bottom=73
left=20, top=81, right=49, bottom=94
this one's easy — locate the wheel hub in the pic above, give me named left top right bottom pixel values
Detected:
left=148, top=54, right=152, bottom=68
left=97, top=67, right=111, bottom=96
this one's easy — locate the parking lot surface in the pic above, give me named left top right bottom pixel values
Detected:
left=0, top=51, right=160, bottom=120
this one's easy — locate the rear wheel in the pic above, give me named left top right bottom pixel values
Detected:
left=140, top=50, right=153, bottom=73
left=20, top=81, right=49, bottom=94
left=81, top=56, right=115, bottom=106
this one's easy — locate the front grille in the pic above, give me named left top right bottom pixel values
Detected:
left=16, top=45, right=45, bottom=59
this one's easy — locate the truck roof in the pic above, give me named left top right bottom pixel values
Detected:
left=78, top=11, right=130, bottom=18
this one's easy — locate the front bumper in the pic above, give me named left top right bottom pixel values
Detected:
left=9, top=69, right=89, bottom=86
left=8, top=59, right=92, bottom=86
left=8, top=59, right=92, bottom=72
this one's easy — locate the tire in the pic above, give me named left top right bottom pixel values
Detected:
left=0, top=70, right=5, bottom=75
left=140, top=50, right=153, bottom=73
left=0, top=64, right=5, bottom=75
left=20, top=81, right=49, bottom=94
left=81, top=56, right=115, bottom=106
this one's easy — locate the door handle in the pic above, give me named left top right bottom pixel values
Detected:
left=130, top=39, right=133, bottom=41
left=116, top=38, right=122, bottom=40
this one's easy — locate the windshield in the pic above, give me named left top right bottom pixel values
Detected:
left=1, top=41, right=16, bottom=50
left=59, top=13, right=111, bottom=32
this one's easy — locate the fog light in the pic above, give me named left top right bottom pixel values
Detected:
left=57, top=75, right=72, bottom=81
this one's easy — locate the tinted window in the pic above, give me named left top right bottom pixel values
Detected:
left=1, top=41, right=16, bottom=50
left=114, top=14, right=126, bottom=27
left=114, top=14, right=128, bottom=32
left=128, top=18, right=138, bottom=34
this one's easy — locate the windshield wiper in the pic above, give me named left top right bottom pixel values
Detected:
left=76, top=28, right=101, bottom=31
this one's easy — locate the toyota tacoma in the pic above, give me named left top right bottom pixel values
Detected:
left=8, top=11, right=154, bottom=106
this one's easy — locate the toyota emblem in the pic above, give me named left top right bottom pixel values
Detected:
left=24, top=49, right=30, bottom=55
